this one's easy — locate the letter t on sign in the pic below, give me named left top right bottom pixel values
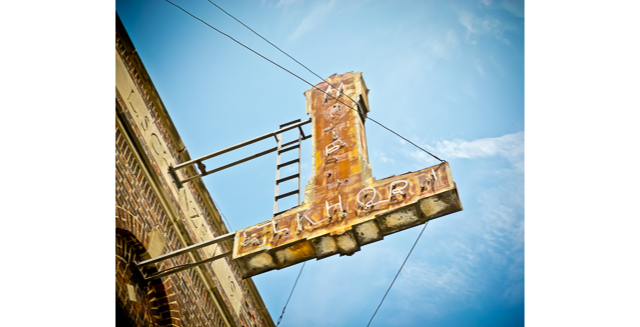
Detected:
left=232, top=72, right=462, bottom=279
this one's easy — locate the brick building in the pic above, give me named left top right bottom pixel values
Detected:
left=116, top=15, right=274, bottom=327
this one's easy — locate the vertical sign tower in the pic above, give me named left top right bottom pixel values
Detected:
left=233, top=72, right=462, bottom=278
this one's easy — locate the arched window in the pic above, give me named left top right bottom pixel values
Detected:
left=116, top=231, right=177, bottom=327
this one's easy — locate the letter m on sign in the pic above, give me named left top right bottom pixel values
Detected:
left=232, top=72, right=462, bottom=278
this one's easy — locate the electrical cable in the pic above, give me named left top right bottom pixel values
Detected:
left=366, top=221, right=430, bottom=327
left=204, top=0, right=445, bottom=162
left=212, top=197, right=233, bottom=231
left=205, top=0, right=337, bottom=94
left=276, top=262, right=306, bottom=326
left=205, top=0, right=444, bottom=163
left=364, top=116, right=444, bottom=162
left=163, top=0, right=334, bottom=100
left=164, top=0, right=444, bottom=163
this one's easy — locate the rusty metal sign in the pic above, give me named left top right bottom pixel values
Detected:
left=232, top=72, right=462, bottom=278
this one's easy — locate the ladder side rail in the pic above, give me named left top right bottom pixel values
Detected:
left=297, top=132, right=302, bottom=205
left=273, top=129, right=283, bottom=215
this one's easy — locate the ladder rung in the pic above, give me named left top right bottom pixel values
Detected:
left=274, top=209, right=288, bottom=217
left=277, top=174, right=299, bottom=184
left=278, top=144, right=300, bottom=154
left=281, top=139, right=299, bottom=148
left=275, top=190, right=298, bottom=201
left=278, top=158, right=300, bottom=169
left=280, top=119, right=302, bottom=129
left=274, top=204, right=302, bottom=217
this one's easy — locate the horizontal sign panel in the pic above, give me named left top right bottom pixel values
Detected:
left=232, top=162, right=461, bottom=278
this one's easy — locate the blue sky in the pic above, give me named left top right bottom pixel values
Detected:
left=116, top=0, right=524, bottom=326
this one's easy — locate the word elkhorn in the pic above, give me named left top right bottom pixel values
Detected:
left=241, top=169, right=444, bottom=244
left=232, top=72, right=462, bottom=279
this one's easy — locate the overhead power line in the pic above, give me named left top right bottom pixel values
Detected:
left=212, top=197, right=233, bottom=231
left=206, top=0, right=443, bottom=163
left=206, top=0, right=347, bottom=97
left=164, top=0, right=444, bottom=163
left=366, top=221, right=431, bottom=327
left=276, top=262, right=306, bottom=326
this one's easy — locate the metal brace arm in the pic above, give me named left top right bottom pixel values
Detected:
left=169, top=118, right=312, bottom=189
left=136, top=232, right=234, bottom=280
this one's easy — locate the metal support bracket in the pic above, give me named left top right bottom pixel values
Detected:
left=168, top=119, right=312, bottom=189
left=135, top=232, right=235, bottom=280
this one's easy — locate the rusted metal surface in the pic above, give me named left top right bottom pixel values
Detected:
left=232, top=72, right=462, bottom=278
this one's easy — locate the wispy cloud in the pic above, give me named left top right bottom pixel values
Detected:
left=394, top=219, right=521, bottom=316
left=502, top=282, right=524, bottom=306
left=288, top=0, right=337, bottom=42
left=374, top=150, right=396, bottom=164
left=405, top=131, right=524, bottom=171
left=429, top=131, right=524, bottom=171
left=429, top=29, right=459, bottom=60
left=500, top=0, right=524, bottom=18
left=474, top=58, right=485, bottom=77
left=479, top=0, right=524, bottom=18
left=393, top=136, right=524, bottom=313
left=459, top=11, right=479, bottom=35
left=275, top=0, right=302, bottom=6
left=457, top=10, right=515, bottom=45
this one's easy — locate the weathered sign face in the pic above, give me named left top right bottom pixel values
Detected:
left=232, top=72, right=462, bottom=278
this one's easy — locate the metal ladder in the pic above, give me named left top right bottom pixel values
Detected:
left=273, top=119, right=309, bottom=216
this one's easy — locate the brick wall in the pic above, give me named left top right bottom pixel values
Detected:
left=116, top=14, right=273, bottom=327
left=117, top=125, right=228, bottom=327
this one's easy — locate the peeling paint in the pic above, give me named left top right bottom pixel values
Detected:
left=232, top=72, right=462, bottom=278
